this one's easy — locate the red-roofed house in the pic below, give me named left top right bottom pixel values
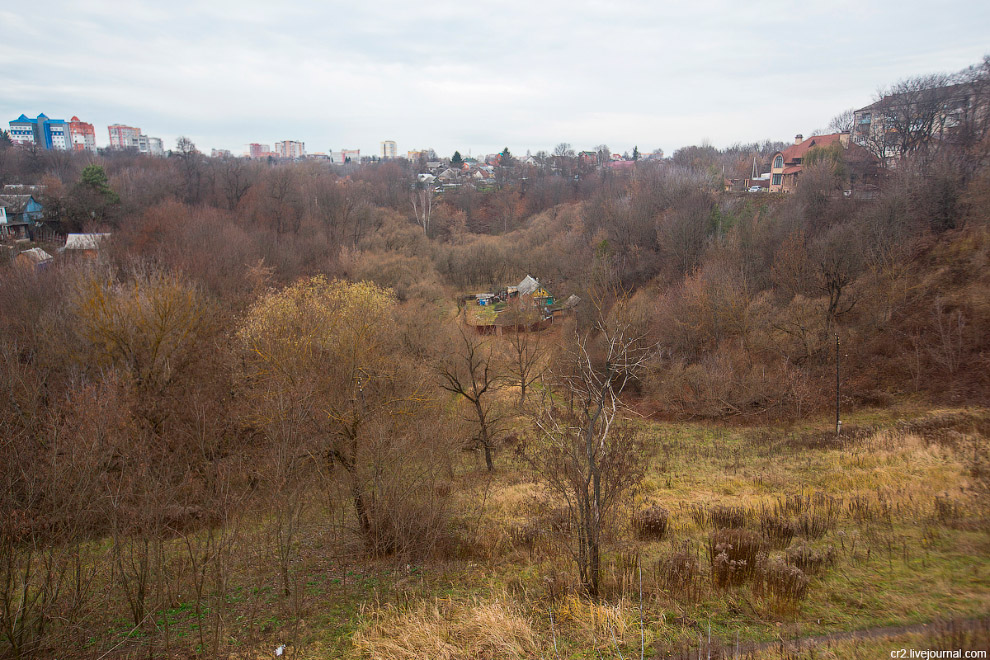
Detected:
left=607, top=160, right=635, bottom=171
left=769, top=133, right=880, bottom=194
left=769, top=133, right=850, bottom=193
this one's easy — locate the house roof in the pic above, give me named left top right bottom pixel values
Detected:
left=18, top=248, right=53, bottom=264
left=854, top=82, right=970, bottom=113
left=782, top=166, right=802, bottom=175
left=779, top=134, right=845, bottom=165
left=844, top=142, right=881, bottom=166
left=65, top=233, right=111, bottom=250
left=0, top=195, right=37, bottom=214
left=3, top=184, right=45, bottom=195
left=517, top=275, right=541, bottom=296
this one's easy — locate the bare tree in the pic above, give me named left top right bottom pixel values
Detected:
left=437, top=325, right=505, bottom=472
left=953, top=56, right=990, bottom=164
left=216, top=156, right=254, bottom=211
left=174, top=136, right=206, bottom=204
left=530, top=293, right=655, bottom=597
left=262, top=166, right=299, bottom=234
left=411, top=186, right=433, bottom=235
left=595, top=144, right=611, bottom=169
left=500, top=298, right=548, bottom=406
left=866, top=74, right=959, bottom=164
left=827, top=108, right=856, bottom=134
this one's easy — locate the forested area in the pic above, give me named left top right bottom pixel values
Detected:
left=1, top=58, right=989, bottom=659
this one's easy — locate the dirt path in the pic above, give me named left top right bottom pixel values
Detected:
left=661, top=616, right=990, bottom=658
left=751, top=616, right=989, bottom=651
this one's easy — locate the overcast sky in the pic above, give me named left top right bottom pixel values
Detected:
left=2, top=0, right=988, bottom=158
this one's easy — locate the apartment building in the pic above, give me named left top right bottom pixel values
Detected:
left=274, top=140, right=305, bottom=158
left=108, top=124, right=142, bottom=149
left=68, top=116, right=97, bottom=152
left=331, top=149, right=360, bottom=164
left=137, top=134, right=164, bottom=156
left=8, top=114, right=69, bottom=150
left=852, top=82, right=983, bottom=166
left=248, top=143, right=272, bottom=158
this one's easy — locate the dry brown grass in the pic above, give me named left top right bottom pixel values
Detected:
left=351, top=596, right=539, bottom=659
left=554, top=594, right=634, bottom=647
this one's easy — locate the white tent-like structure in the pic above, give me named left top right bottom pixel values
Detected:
left=64, top=233, right=111, bottom=251
left=517, top=275, right=540, bottom=296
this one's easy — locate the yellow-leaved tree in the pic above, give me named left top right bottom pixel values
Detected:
left=239, top=276, right=448, bottom=559
left=71, top=267, right=209, bottom=432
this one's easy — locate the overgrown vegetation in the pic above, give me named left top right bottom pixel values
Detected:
left=1, top=57, right=989, bottom=660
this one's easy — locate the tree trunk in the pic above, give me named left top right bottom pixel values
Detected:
left=351, top=483, right=372, bottom=543
left=483, top=442, right=494, bottom=472
left=331, top=441, right=375, bottom=547
left=477, top=402, right=495, bottom=472
left=590, top=462, right=601, bottom=598
left=584, top=393, right=606, bottom=599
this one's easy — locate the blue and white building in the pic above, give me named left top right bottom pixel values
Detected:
left=9, top=114, right=70, bottom=150
left=0, top=194, right=44, bottom=239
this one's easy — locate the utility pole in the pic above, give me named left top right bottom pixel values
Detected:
left=835, top=333, right=841, bottom=437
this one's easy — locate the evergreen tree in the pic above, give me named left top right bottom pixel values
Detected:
left=80, top=165, right=120, bottom=204
left=451, top=150, right=463, bottom=166
left=633, top=145, right=640, bottom=161
left=66, top=164, right=120, bottom=228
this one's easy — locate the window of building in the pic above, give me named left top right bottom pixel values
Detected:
left=773, top=155, right=783, bottom=169
left=772, top=174, right=782, bottom=186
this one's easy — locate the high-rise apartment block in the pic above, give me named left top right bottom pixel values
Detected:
left=8, top=114, right=69, bottom=150
left=275, top=141, right=305, bottom=158
left=380, top=140, right=397, bottom=159
left=137, top=134, right=164, bottom=156
left=108, top=124, right=142, bottom=149
left=331, top=149, right=360, bottom=164
left=68, top=116, right=97, bottom=152
left=248, top=143, right=272, bottom=158
left=109, top=124, right=163, bottom=155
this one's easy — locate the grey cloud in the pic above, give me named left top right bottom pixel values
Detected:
left=1, top=1, right=988, bottom=157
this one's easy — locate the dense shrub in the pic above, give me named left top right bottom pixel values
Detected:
left=760, top=511, right=798, bottom=549
left=785, top=541, right=836, bottom=575
left=632, top=504, right=669, bottom=541
left=753, top=556, right=810, bottom=610
left=707, top=528, right=762, bottom=587
left=658, top=543, right=701, bottom=600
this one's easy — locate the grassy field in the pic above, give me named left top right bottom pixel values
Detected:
left=344, top=404, right=990, bottom=659
left=32, top=404, right=990, bottom=659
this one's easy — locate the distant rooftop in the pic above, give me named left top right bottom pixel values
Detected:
left=65, top=233, right=111, bottom=250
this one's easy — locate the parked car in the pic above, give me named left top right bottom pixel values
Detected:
left=747, top=185, right=765, bottom=193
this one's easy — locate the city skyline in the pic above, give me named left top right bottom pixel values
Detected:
left=2, top=1, right=989, bottom=158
